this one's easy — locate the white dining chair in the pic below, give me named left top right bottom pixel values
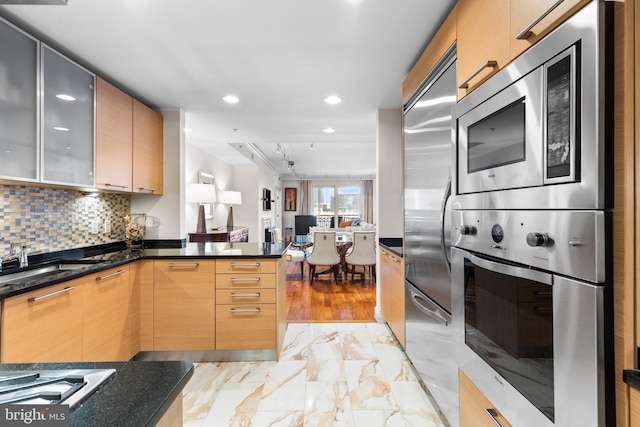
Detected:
left=273, top=228, right=306, bottom=277
left=345, top=231, right=376, bottom=281
left=306, top=231, right=341, bottom=284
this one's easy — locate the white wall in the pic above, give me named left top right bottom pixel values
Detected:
left=376, top=109, right=403, bottom=239
left=184, top=143, right=235, bottom=232
left=131, top=109, right=185, bottom=240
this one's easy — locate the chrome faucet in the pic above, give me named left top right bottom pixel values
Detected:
left=0, top=242, right=20, bottom=272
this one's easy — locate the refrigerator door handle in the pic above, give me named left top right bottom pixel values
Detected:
left=409, top=285, right=451, bottom=326
left=440, top=177, right=452, bottom=273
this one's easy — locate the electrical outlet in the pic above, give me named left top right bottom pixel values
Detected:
left=104, top=219, right=111, bottom=233
left=91, top=220, right=99, bottom=234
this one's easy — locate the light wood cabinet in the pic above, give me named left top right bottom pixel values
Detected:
left=1, top=281, right=84, bottom=363
left=96, top=77, right=133, bottom=192
left=215, top=259, right=277, bottom=350
left=631, top=386, right=640, bottom=427
left=82, top=266, right=130, bottom=362
left=510, top=0, right=590, bottom=60
left=153, top=260, right=215, bottom=351
left=133, top=260, right=154, bottom=352
left=133, top=99, right=164, bottom=195
left=459, top=370, right=513, bottom=427
left=456, top=0, right=510, bottom=99
left=379, top=246, right=405, bottom=347
left=402, top=5, right=457, bottom=104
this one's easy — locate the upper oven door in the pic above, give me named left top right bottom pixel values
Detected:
left=457, top=66, right=543, bottom=195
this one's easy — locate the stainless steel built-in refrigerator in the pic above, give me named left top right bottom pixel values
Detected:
left=403, top=49, right=458, bottom=426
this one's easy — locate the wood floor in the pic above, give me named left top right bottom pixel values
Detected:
left=285, top=260, right=377, bottom=323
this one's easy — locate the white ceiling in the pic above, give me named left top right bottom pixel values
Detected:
left=0, top=0, right=456, bottom=179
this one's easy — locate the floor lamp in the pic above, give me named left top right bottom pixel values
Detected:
left=219, top=190, right=242, bottom=230
left=187, top=183, right=217, bottom=233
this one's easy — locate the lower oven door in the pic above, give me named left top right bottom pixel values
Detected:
left=451, top=247, right=607, bottom=427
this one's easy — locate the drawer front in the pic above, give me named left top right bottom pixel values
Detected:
left=215, top=273, right=276, bottom=289
left=216, top=259, right=276, bottom=274
left=216, top=288, right=276, bottom=305
left=216, top=303, right=276, bottom=350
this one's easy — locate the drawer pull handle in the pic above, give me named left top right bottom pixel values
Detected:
left=28, top=286, right=74, bottom=302
left=137, top=187, right=156, bottom=193
left=515, top=0, right=564, bottom=40
left=484, top=408, right=503, bottom=427
left=458, top=60, right=498, bottom=89
left=103, top=183, right=129, bottom=189
left=230, top=293, right=261, bottom=297
left=389, top=255, right=400, bottom=263
left=379, top=249, right=388, bottom=255
left=96, top=269, right=126, bottom=281
left=167, top=263, right=199, bottom=268
left=229, top=262, right=260, bottom=268
left=229, top=308, right=261, bottom=313
left=229, top=277, right=261, bottom=282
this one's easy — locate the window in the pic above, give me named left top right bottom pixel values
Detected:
left=312, top=184, right=361, bottom=227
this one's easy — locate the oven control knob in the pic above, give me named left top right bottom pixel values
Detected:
left=526, top=232, right=552, bottom=247
left=460, top=225, right=477, bottom=236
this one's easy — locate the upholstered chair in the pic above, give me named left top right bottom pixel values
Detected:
left=345, top=231, right=376, bottom=281
left=306, top=231, right=340, bottom=284
left=273, top=228, right=306, bottom=277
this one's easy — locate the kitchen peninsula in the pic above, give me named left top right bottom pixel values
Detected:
left=0, top=242, right=288, bottom=365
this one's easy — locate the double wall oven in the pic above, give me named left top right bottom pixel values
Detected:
left=451, top=2, right=613, bottom=427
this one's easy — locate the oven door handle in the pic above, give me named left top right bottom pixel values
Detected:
left=467, top=253, right=552, bottom=285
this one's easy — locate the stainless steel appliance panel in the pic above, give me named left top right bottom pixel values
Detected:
left=403, top=53, right=456, bottom=313
left=405, top=282, right=458, bottom=426
left=451, top=209, right=605, bottom=283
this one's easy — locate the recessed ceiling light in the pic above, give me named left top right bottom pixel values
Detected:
left=223, top=95, right=240, bottom=104
left=184, top=128, right=192, bottom=133
left=53, top=126, right=69, bottom=131
left=56, top=94, right=76, bottom=101
left=323, top=128, right=336, bottom=134
left=324, top=95, right=342, bottom=105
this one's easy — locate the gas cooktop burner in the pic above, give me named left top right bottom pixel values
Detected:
left=0, top=369, right=116, bottom=409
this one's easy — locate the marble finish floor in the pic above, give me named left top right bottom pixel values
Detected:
left=182, top=322, right=448, bottom=426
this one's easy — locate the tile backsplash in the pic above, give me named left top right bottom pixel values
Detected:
left=0, top=185, right=130, bottom=255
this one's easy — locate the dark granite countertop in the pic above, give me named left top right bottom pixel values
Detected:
left=378, top=237, right=403, bottom=257
left=0, top=242, right=287, bottom=299
left=0, top=360, right=194, bottom=427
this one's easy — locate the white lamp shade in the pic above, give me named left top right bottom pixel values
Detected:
left=187, top=183, right=217, bottom=203
left=219, top=190, right=242, bottom=205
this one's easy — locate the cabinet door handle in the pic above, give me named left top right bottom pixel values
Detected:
left=28, top=286, right=74, bottom=302
left=137, top=188, right=156, bottom=193
left=96, top=269, right=126, bottom=281
left=167, top=263, right=199, bottom=268
left=515, top=0, right=564, bottom=40
left=379, top=249, right=388, bottom=256
left=229, top=308, right=261, bottom=313
left=229, top=262, right=260, bottom=268
left=229, top=277, right=261, bottom=282
left=389, top=255, right=400, bottom=263
left=230, top=293, right=261, bottom=297
left=103, top=183, right=129, bottom=189
left=458, top=60, right=498, bottom=89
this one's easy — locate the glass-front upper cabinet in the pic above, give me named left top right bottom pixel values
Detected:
left=0, top=19, right=38, bottom=182
left=41, top=45, right=95, bottom=187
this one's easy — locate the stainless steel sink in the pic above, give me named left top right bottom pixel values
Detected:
left=0, top=260, right=102, bottom=286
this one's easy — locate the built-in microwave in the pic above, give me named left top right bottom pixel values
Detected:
left=452, top=2, right=610, bottom=211
left=457, top=46, right=576, bottom=194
